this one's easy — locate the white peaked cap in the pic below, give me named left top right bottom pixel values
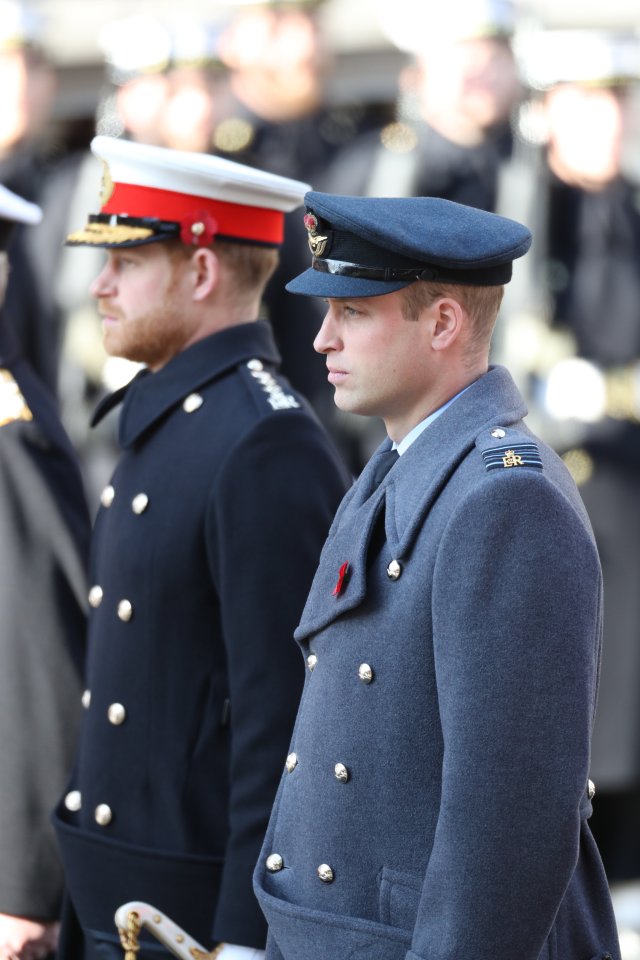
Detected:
left=66, top=136, right=311, bottom=249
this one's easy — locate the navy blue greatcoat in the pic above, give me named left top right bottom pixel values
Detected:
left=254, top=365, right=620, bottom=960
left=53, top=320, right=349, bottom=959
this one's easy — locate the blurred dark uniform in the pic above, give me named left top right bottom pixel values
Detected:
left=0, top=192, right=89, bottom=928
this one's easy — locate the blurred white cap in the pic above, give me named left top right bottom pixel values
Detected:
left=515, top=29, right=640, bottom=90
left=377, top=0, right=516, bottom=54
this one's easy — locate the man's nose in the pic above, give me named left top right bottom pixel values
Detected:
left=90, top=261, right=114, bottom=299
left=313, top=310, right=339, bottom=354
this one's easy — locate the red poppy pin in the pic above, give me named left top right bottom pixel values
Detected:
left=332, top=561, right=350, bottom=597
left=180, top=211, right=218, bottom=247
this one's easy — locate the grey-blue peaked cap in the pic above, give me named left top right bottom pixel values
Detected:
left=286, top=192, right=532, bottom=298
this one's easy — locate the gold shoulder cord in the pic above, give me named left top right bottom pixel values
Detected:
left=117, top=909, right=225, bottom=960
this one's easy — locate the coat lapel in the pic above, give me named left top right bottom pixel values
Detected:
left=295, top=366, right=527, bottom=642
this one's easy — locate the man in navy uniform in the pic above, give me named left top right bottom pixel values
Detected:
left=0, top=185, right=89, bottom=960
left=53, top=138, right=349, bottom=960
left=253, top=193, right=621, bottom=960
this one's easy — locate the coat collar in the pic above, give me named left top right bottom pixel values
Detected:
left=91, top=320, right=281, bottom=448
left=295, top=365, right=528, bottom=642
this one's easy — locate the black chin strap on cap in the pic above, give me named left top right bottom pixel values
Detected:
left=311, top=256, right=513, bottom=286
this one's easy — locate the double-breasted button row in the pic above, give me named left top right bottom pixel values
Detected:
left=284, top=753, right=350, bottom=783
left=63, top=792, right=113, bottom=828
left=265, top=854, right=335, bottom=883
left=88, top=588, right=134, bottom=622
left=99, top=484, right=150, bottom=514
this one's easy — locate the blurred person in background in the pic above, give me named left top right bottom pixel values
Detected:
left=0, top=185, right=89, bottom=960
left=494, top=27, right=640, bottom=898
left=214, top=0, right=385, bottom=455
left=328, top=0, right=522, bottom=208
left=0, top=0, right=59, bottom=393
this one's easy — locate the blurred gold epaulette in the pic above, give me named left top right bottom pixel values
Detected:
left=0, top=368, right=33, bottom=427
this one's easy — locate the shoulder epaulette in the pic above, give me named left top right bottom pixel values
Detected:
left=476, top=426, right=543, bottom=473
left=0, top=368, right=33, bottom=427
left=244, top=359, right=300, bottom=412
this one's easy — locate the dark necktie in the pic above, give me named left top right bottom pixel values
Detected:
left=371, top=448, right=400, bottom=488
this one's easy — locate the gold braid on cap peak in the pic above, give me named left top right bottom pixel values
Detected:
left=66, top=222, right=155, bottom=245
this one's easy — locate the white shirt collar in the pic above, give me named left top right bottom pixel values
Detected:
left=392, top=383, right=473, bottom=456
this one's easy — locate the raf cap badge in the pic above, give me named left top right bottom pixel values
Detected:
left=304, top=212, right=329, bottom=257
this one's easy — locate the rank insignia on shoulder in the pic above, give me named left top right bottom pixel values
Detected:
left=246, top=359, right=300, bottom=411
left=482, top=443, right=542, bottom=472
left=0, top=369, right=33, bottom=427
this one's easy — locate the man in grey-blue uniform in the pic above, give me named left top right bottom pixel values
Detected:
left=253, top=193, right=621, bottom=960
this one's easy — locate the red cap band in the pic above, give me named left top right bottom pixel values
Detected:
left=102, top=182, right=285, bottom=245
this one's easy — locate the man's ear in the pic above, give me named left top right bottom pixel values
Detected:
left=430, top=297, right=465, bottom=352
left=190, top=247, right=219, bottom=301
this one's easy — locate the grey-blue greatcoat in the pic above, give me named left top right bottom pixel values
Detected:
left=0, top=331, right=89, bottom=920
left=53, top=320, right=349, bottom=960
left=254, top=365, right=620, bottom=960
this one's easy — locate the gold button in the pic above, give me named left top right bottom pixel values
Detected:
left=307, top=654, right=318, bottom=672
left=117, top=599, right=133, bottom=622
left=588, top=779, right=596, bottom=800
left=286, top=752, right=298, bottom=773
left=247, top=359, right=264, bottom=371
left=100, top=484, right=115, bottom=508
left=358, top=663, right=374, bottom=684
left=317, top=864, right=334, bottom=883
left=266, top=853, right=284, bottom=872
left=82, top=689, right=91, bottom=709
left=491, top=428, right=506, bottom=439
left=88, top=585, right=103, bottom=608
left=131, top=493, right=149, bottom=515
left=64, top=790, right=82, bottom=812
left=108, top=703, right=127, bottom=725
left=334, top=763, right=349, bottom=783
left=183, top=393, right=203, bottom=413
left=95, top=803, right=112, bottom=826
left=387, top=559, right=402, bottom=580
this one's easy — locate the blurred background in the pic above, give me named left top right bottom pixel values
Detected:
left=4, top=0, right=640, bottom=955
